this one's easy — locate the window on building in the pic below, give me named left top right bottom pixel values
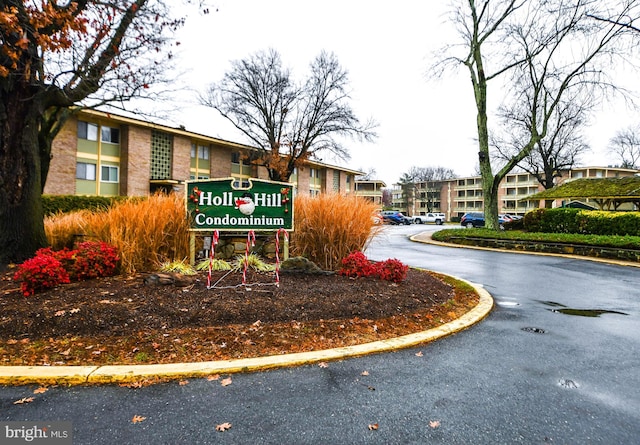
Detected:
left=78, top=121, right=98, bottom=141
left=192, top=143, right=209, bottom=160
left=101, top=126, right=120, bottom=144
left=76, top=162, right=96, bottom=180
left=230, top=151, right=252, bottom=180
left=101, top=165, right=119, bottom=182
left=190, top=143, right=211, bottom=180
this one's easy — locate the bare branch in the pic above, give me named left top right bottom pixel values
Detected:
left=201, top=49, right=378, bottom=181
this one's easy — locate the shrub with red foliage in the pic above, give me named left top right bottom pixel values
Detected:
left=338, top=251, right=376, bottom=278
left=374, top=258, right=409, bottom=283
left=12, top=255, right=71, bottom=297
left=69, top=241, right=119, bottom=281
left=13, top=242, right=120, bottom=297
left=338, top=251, right=409, bottom=283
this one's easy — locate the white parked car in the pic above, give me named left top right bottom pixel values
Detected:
left=412, top=213, right=446, bottom=225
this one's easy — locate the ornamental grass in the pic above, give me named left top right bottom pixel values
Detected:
left=45, top=194, right=189, bottom=274
left=291, top=193, right=383, bottom=271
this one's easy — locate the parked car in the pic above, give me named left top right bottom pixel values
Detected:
left=381, top=210, right=411, bottom=225
left=499, top=214, right=515, bottom=222
left=460, top=212, right=505, bottom=229
left=412, top=213, right=446, bottom=225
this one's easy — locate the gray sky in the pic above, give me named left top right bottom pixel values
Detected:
left=166, top=0, right=638, bottom=185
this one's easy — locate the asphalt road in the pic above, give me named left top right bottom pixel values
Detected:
left=2, top=225, right=639, bottom=444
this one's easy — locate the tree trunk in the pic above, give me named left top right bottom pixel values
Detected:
left=0, top=93, right=48, bottom=266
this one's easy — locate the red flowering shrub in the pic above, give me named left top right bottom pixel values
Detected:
left=338, top=251, right=376, bottom=278
left=338, top=252, right=409, bottom=283
left=374, top=258, right=409, bottom=283
left=13, top=255, right=71, bottom=297
left=13, top=242, right=120, bottom=297
left=68, top=241, right=119, bottom=281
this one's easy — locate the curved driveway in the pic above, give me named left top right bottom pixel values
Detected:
left=2, top=225, right=639, bottom=444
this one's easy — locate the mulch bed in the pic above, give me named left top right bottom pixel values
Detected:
left=0, top=268, right=479, bottom=366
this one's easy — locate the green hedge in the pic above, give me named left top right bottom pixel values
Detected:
left=42, top=195, right=133, bottom=216
left=523, top=208, right=640, bottom=236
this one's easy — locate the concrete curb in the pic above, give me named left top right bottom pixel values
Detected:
left=0, top=276, right=493, bottom=386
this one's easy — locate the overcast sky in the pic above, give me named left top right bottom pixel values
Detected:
left=162, top=0, right=639, bottom=186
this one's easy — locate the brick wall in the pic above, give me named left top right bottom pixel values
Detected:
left=209, top=143, right=232, bottom=178
left=44, top=117, right=78, bottom=195
left=120, top=125, right=151, bottom=196
left=296, top=165, right=310, bottom=196
left=172, top=135, right=191, bottom=193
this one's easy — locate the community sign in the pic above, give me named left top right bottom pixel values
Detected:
left=186, top=178, right=294, bottom=231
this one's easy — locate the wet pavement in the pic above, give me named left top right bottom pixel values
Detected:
left=2, top=225, right=639, bottom=444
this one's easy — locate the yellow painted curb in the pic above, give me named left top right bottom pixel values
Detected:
left=0, top=277, right=493, bottom=386
left=0, top=366, right=98, bottom=386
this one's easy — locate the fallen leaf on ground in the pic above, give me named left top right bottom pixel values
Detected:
left=361, top=371, right=369, bottom=376
left=318, top=362, right=329, bottom=368
left=429, top=420, right=441, bottom=429
left=54, top=310, right=66, bottom=317
left=132, top=415, right=146, bottom=424
left=415, top=351, right=424, bottom=357
left=179, top=380, right=189, bottom=386
left=368, top=423, right=379, bottom=430
left=13, top=397, right=35, bottom=404
left=33, top=387, right=48, bottom=394
left=215, top=422, right=232, bottom=432
left=207, top=374, right=220, bottom=381
left=220, top=377, right=232, bottom=387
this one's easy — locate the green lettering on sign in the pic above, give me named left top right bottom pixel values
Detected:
left=186, top=178, right=294, bottom=231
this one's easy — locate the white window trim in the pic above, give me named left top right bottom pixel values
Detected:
left=100, top=165, right=119, bottom=183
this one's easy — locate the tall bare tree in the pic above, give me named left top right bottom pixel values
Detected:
left=435, top=0, right=637, bottom=229
left=405, top=166, right=457, bottom=182
left=0, top=0, right=198, bottom=265
left=494, top=97, right=591, bottom=191
left=608, top=125, right=640, bottom=168
left=201, top=49, right=377, bottom=182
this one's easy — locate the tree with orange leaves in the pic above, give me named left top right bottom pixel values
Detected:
left=0, top=1, right=197, bottom=265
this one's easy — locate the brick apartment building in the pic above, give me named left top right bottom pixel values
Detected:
left=44, top=109, right=363, bottom=198
left=391, top=166, right=640, bottom=220
left=353, top=179, right=387, bottom=206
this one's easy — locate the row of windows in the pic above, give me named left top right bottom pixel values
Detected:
left=78, top=121, right=120, bottom=144
left=191, top=144, right=210, bottom=160
left=76, top=162, right=119, bottom=182
left=76, top=122, right=355, bottom=194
